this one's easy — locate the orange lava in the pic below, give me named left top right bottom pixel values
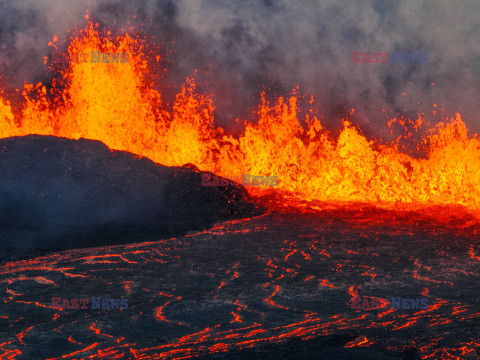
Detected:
left=1, top=23, right=480, bottom=213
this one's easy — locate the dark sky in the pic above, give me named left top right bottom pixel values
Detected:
left=1, top=0, right=479, bottom=139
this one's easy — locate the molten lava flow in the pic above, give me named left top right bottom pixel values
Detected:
left=1, top=23, right=480, bottom=212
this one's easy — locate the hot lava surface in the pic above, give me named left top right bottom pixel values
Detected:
left=1, top=203, right=479, bottom=359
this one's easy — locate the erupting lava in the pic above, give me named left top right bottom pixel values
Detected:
left=1, top=23, right=479, bottom=212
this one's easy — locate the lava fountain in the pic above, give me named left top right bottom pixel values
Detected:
left=1, top=23, right=480, bottom=214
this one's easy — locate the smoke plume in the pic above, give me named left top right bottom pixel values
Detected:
left=1, top=0, right=479, bottom=138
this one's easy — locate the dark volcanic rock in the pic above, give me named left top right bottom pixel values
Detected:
left=0, top=135, right=264, bottom=258
left=196, top=334, right=415, bottom=359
